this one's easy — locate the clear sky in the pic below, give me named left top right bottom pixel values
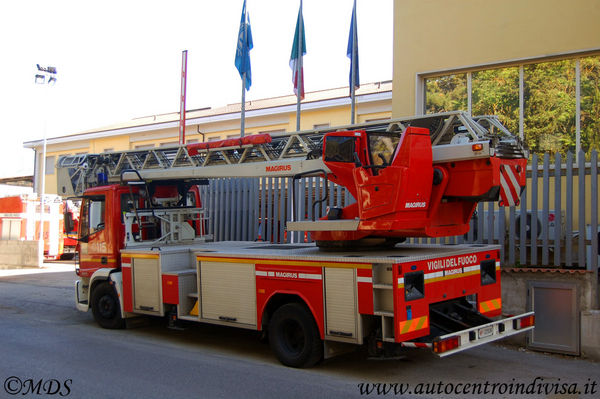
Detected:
left=0, top=0, right=392, bottom=179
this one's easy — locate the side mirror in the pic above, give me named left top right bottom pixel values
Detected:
left=64, top=211, right=75, bottom=232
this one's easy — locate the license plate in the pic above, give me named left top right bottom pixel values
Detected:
left=478, top=325, right=494, bottom=339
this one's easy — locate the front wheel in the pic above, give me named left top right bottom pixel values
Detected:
left=91, top=282, right=125, bottom=329
left=268, top=303, right=323, bottom=368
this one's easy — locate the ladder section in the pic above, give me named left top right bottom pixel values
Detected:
left=56, top=111, right=527, bottom=196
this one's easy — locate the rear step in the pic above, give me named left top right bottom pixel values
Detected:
left=401, top=298, right=535, bottom=357
left=430, top=298, right=492, bottom=334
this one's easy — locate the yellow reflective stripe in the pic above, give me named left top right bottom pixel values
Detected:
left=80, top=257, right=117, bottom=263
left=399, top=316, right=429, bottom=334
left=121, top=253, right=160, bottom=259
left=415, top=315, right=428, bottom=330
left=491, top=298, right=501, bottom=309
left=479, top=298, right=502, bottom=313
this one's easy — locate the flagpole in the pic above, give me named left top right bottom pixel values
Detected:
left=179, top=50, right=188, bottom=145
left=241, top=7, right=249, bottom=138
left=295, top=0, right=303, bottom=131
left=350, top=0, right=357, bottom=124
left=241, top=72, right=246, bottom=137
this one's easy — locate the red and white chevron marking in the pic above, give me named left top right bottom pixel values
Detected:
left=499, top=165, right=521, bottom=207
left=400, top=342, right=432, bottom=349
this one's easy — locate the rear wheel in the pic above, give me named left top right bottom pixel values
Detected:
left=268, top=303, right=323, bottom=368
left=91, top=282, right=125, bottom=329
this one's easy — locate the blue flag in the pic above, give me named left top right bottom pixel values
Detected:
left=347, top=0, right=359, bottom=93
left=235, top=0, right=253, bottom=90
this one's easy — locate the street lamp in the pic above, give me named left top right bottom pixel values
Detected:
left=35, top=64, right=57, bottom=267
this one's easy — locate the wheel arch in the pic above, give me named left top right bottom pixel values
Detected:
left=260, top=291, right=324, bottom=339
left=89, top=268, right=124, bottom=319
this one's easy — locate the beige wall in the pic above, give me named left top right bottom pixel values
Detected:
left=392, top=0, right=600, bottom=116
left=40, top=101, right=392, bottom=195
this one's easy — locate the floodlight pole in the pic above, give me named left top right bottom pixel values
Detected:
left=35, top=64, right=57, bottom=267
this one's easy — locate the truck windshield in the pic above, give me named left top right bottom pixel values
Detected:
left=367, top=132, right=401, bottom=167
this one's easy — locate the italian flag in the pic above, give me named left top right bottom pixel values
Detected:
left=290, top=2, right=306, bottom=100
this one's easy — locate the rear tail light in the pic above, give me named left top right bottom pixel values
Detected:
left=433, top=336, right=460, bottom=354
left=472, top=143, right=484, bottom=151
left=513, top=314, right=535, bottom=330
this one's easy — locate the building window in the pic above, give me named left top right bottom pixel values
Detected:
left=45, top=156, right=55, bottom=175
left=259, top=129, right=286, bottom=135
left=159, top=142, right=177, bottom=147
left=207, top=136, right=221, bottom=142
left=422, top=54, right=600, bottom=159
left=186, top=139, right=199, bottom=144
left=471, top=67, right=520, bottom=136
left=365, top=117, right=391, bottom=123
left=313, top=123, right=330, bottom=129
left=134, top=144, right=155, bottom=150
left=103, top=148, right=114, bottom=153
left=581, top=56, right=600, bottom=155
left=524, top=59, right=576, bottom=156
left=425, top=74, right=468, bottom=114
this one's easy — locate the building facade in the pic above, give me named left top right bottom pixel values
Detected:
left=24, top=82, right=391, bottom=195
left=392, top=0, right=600, bottom=158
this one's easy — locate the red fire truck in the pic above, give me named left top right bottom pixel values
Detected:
left=60, top=112, right=534, bottom=367
left=0, top=194, right=65, bottom=259
left=62, top=199, right=80, bottom=259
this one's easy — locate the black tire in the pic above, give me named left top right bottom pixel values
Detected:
left=91, top=282, right=125, bottom=329
left=268, top=303, right=323, bottom=368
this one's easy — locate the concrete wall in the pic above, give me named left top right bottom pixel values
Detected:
left=0, top=240, right=40, bottom=267
left=392, top=0, right=600, bottom=116
left=581, top=310, right=600, bottom=360
left=501, top=269, right=599, bottom=360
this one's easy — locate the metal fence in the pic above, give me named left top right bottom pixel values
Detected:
left=200, top=150, right=599, bottom=271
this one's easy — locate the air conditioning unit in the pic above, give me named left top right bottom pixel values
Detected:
left=515, top=210, right=565, bottom=241
left=466, top=210, right=503, bottom=241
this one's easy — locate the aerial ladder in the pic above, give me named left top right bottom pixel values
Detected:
left=56, top=111, right=528, bottom=248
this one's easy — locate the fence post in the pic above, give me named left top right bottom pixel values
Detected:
left=542, top=153, right=550, bottom=266
left=554, top=153, right=562, bottom=266
left=519, top=170, right=528, bottom=266
left=531, top=154, right=539, bottom=266
left=590, top=151, right=600, bottom=309
left=566, top=152, right=574, bottom=266
left=278, top=178, right=285, bottom=243
left=590, top=150, right=598, bottom=280
left=578, top=152, right=586, bottom=268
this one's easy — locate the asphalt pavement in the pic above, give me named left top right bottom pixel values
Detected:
left=0, top=263, right=598, bottom=399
